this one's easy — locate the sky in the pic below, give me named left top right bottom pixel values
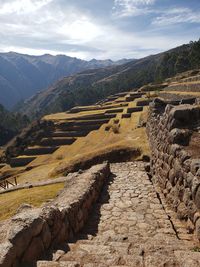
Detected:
left=0, top=0, right=200, bottom=60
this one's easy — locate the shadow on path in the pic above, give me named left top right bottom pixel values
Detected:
left=72, top=172, right=116, bottom=241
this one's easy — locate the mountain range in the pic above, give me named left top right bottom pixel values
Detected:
left=0, top=39, right=200, bottom=145
left=16, top=39, right=200, bottom=119
left=0, top=52, right=132, bottom=109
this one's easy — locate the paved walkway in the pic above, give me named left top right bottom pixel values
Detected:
left=38, top=162, right=200, bottom=267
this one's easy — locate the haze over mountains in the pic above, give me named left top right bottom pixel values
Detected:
left=0, top=39, right=200, bottom=146
left=17, top=39, right=200, bottom=119
left=0, top=52, right=132, bottom=109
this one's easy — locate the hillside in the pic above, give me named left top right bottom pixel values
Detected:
left=0, top=52, right=132, bottom=109
left=17, top=39, right=200, bottom=119
left=1, top=71, right=200, bottom=266
left=0, top=104, right=29, bottom=146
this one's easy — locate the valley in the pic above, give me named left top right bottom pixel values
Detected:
left=1, top=0, right=200, bottom=265
left=0, top=52, right=132, bottom=109
left=1, top=68, right=200, bottom=266
left=1, top=41, right=200, bottom=267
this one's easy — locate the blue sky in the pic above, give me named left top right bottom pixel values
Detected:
left=0, top=0, right=199, bottom=59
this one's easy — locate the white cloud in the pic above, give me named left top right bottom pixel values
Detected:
left=59, top=18, right=103, bottom=44
left=152, top=7, right=200, bottom=26
left=112, top=0, right=156, bottom=18
left=0, top=0, right=53, bottom=15
left=0, top=0, right=198, bottom=60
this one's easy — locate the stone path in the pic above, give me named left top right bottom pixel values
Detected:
left=38, top=162, right=200, bottom=267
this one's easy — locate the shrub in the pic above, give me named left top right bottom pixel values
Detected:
left=112, top=124, right=120, bottom=134
left=56, top=155, right=64, bottom=160
left=114, top=119, right=119, bottom=124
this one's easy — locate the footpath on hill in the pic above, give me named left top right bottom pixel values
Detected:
left=38, top=162, right=200, bottom=267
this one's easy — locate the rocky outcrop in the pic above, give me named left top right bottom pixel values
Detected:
left=147, top=98, right=200, bottom=240
left=0, top=163, right=110, bottom=267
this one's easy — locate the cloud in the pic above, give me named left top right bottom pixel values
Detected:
left=0, top=0, right=199, bottom=60
left=0, top=0, right=53, bottom=15
left=152, top=7, right=200, bottom=26
left=112, top=0, right=156, bottom=18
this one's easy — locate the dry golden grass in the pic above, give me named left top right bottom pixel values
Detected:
left=19, top=96, right=150, bottom=180
left=43, top=109, right=105, bottom=121
left=44, top=101, right=127, bottom=121
left=1, top=94, right=150, bottom=185
left=15, top=161, right=59, bottom=184
left=0, top=183, right=64, bottom=221
left=168, top=81, right=200, bottom=86
left=50, top=107, right=150, bottom=176
left=0, top=93, right=152, bottom=221
left=164, top=91, right=200, bottom=96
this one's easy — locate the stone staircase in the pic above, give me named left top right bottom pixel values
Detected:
left=37, top=162, right=200, bottom=267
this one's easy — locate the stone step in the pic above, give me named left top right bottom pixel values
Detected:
left=23, top=146, right=59, bottom=155
left=136, top=99, right=151, bottom=107
left=69, top=104, right=127, bottom=113
left=58, top=242, right=130, bottom=266
left=125, top=96, right=137, bottom=101
left=72, top=240, right=131, bottom=255
left=52, top=131, right=90, bottom=138
left=58, top=119, right=111, bottom=127
left=72, top=114, right=116, bottom=121
left=9, top=156, right=37, bottom=167
left=113, top=92, right=129, bottom=97
left=37, top=261, right=128, bottom=267
left=56, top=124, right=102, bottom=132
left=37, top=261, right=80, bottom=267
left=60, top=250, right=121, bottom=266
left=129, top=92, right=143, bottom=98
left=122, top=255, right=143, bottom=267
left=66, top=243, right=115, bottom=255
left=39, top=137, right=76, bottom=146
left=121, top=113, right=131, bottom=118
left=105, top=108, right=124, bottom=114
left=127, top=107, right=143, bottom=113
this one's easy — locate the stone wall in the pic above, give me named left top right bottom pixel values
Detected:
left=0, top=163, right=110, bottom=267
left=146, top=98, right=200, bottom=240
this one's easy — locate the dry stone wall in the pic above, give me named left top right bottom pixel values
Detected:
left=0, top=163, right=110, bottom=267
left=147, top=98, right=200, bottom=241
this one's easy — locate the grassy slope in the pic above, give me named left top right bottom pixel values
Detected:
left=8, top=96, right=149, bottom=185
left=0, top=183, right=64, bottom=221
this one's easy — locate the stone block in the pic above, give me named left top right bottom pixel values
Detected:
left=169, top=144, right=181, bottom=157
left=183, top=188, right=192, bottom=206
left=22, top=237, right=44, bottom=263
left=168, top=128, right=192, bottom=146
left=168, top=169, right=176, bottom=186
left=8, top=210, right=44, bottom=258
left=41, top=223, right=51, bottom=250
left=177, top=202, right=188, bottom=220
left=195, top=218, right=200, bottom=241
left=191, top=159, right=200, bottom=175
left=178, top=150, right=190, bottom=164
left=194, top=185, right=200, bottom=209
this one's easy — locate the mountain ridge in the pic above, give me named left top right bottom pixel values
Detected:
left=0, top=52, right=133, bottom=109
left=16, top=39, right=200, bottom=119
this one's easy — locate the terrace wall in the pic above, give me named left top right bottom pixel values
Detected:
left=0, top=163, right=110, bottom=267
left=146, top=98, right=200, bottom=241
